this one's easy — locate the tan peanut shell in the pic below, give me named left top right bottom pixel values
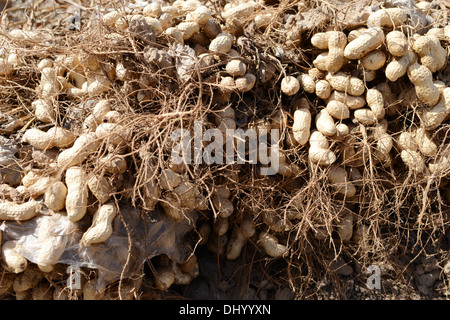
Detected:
left=212, top=187, right=234, bottom=218
left=44, top=181, right=67, bottom=212
left=32, top=99, right=55, bottom=123
left=407, top=62, right=440, bottom=107
left=315, top=80, right=331, bottom=100
left=412, top=35, right=446, bottom=73
left=366, top=88, right=385, bottom=119
left=164, top=27, right=184, bottom=45
left=308, top=130, right=337, bottom=166
left=326, top=31, right=347, bottom=73
left=226, top=219, right=255, bottom=260
left=39, top=67, right=60, bottom=98
left=103, top=11, right=125, bottom=27
left=315, top=108, right=337, bottom=136
left=353, top=108, right=377, bottom=125
left=328, top=166, right=356, bottom=198
left=143, top=2, right=161, bottom=17
left=221, top=2, right=256, bottom=21
left=57, top=132, right=101, bottom=168
left=313, top=52, right=329, bottom=71
left=400, top=150, right=426, bottom=173
left=258, top=232, right=288, bottom=258
left=22, top=174, right=54, bottom=199
left=367, top=8, right=407, bottom=28
left=235, top=73, right=256, bottom=92
left=385, top=30, right=408, bottom=57
left=373, top=120, right=393, bottom=163
left=413, top=127, right=437, bottom=157
left=209, top=33, right=233, bottom=54
left=298, top=73, right=315, bottom=94
left=385, top=49, right=416, bottom=82
left=292, top=108, right=311, bottom=145
left=325, top=72, right=365, bottom=96
left=0, top=53, right=19, bottom=77
left=334, top=123, right=350, bottom=139
left=65, top=166, right=88, bottom=222
left=22, top=127, right=76, bottom=150
left=421, top=87, right=450, bottom=130
left=98, top=154, right=127, bottom=174
left=187, top=6, right=212, bottom=25
left=0, top=200, right=41, bottom=221
left=281, top=76, right=300, bottom=96
left=311, top=31, right=347, bottom=73
left=87, top=174, right=113, bottom=204
left=361, top=50, right=386, bottom=71
left=177, top=21, right=200, bottom=40
left=83, top=99, right=112, bottom=132
left=82, top=203, right=117, bottom=247
left=325, top=100, right=350, bottom=120
left=226, top=59, right=247, bottom=77
left=1, top=241, right=27, bottom=273
left=344, top=27, right=384, bottom=60
left=326, top=90, right=366, bottom=110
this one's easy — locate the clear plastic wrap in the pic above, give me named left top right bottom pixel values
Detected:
left=1, top=204, right=197, bottom=290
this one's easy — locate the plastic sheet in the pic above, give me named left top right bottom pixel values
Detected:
left=1, top=204, right=197, bottom=290
left=0, top=214, right=77, bottom=268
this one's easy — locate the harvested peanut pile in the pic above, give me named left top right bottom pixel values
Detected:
left=0, top=0, right=450, bottom=300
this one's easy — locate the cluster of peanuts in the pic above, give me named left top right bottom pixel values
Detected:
left=267, top=7, right=450, bottom=247
left=0, top=0, right=283, bottom=298
left=0, top=0, right=450, bottom=298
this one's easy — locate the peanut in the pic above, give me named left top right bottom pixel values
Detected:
left=353, top=88, right=385, bottom=125
left=412, top=35, right=446, bottom=73
left=385, top=49, right=416, bottom=82
left=22, top=127, right=76, bottom=150
left=82, top=99, right=112, bottom=132
left=209, top=33, right=233, bottom=54
left=361, top=49, right=386, bottom=71
left=311, top=31, right=347, bottom=73
left=281, top=76, right=300, bottom=96
left=57, top=132, right=101, bottom=168
left=325, top=100, right=350, bottom=120
left=212, top=186, right=234, bottom=218
left=292, top=108, right=311, bottom=145
left=87, top=174, right=113, bottom=204
left=1, top=241, right=27, bottom=273
left=308, top=130, right=337, bottom=166
left=407, top=62, right=440, bottom=107
left=325, top=72, right=365, bottom=96
left=31, top=99, right=55, bottom=124
left=344, top=27, right=384, bottom=60
left=420, top=87, right=450, bottom=130
left=367, top=8, right=407, bottom=28
left=327, top=166, right=356, bottom=198
left=44, top=181, right=67, bottom=212
left=258, top=232, right=288, bottom=258
left=0, top=199, right=41, bottom=221
left=315, top=108, right=337, bottom=136
left=385, top=30, right=408, bottom=57
left=226, top=219, right=255, bottom=260
left=326, top=90, right=366, bottom=110
left=81, top=203, right=117, bottom=247
left=65, top=166, right=89, bottom=222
